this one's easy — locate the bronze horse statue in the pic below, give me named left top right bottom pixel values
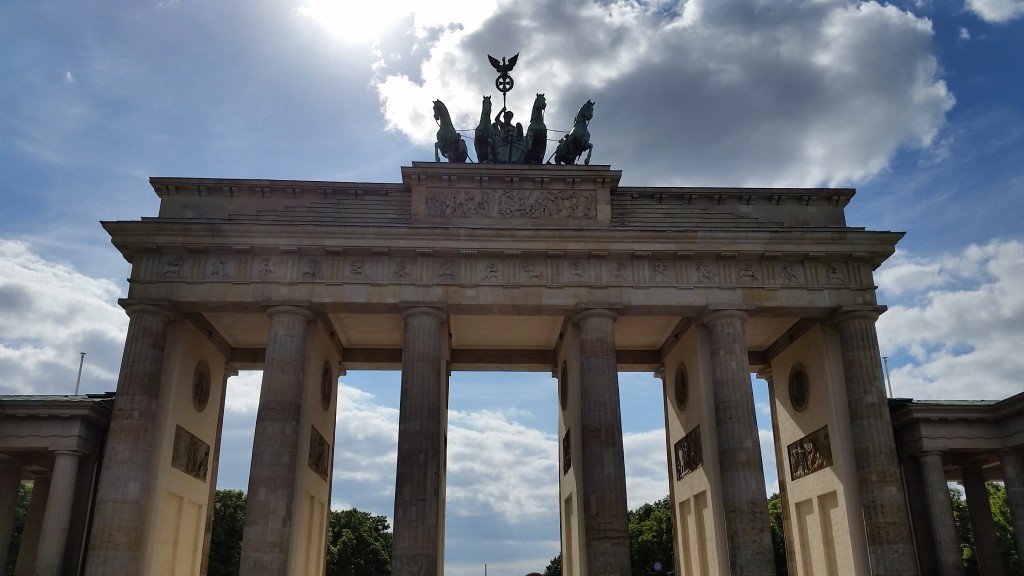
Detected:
left=474, top=95, right=494, bottom=163
left=433, top=100, right=468, bottom=163
left=553, top=99, right=594, bottom=165
left=524, top=93, right=547, bottom=164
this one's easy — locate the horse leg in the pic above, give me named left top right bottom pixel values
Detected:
left=435, top=142, right=442, bottom=162
left=584, top=143, right=593, bottom=166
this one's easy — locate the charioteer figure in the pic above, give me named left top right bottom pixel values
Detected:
left=492, top=106, right=525, bottom=163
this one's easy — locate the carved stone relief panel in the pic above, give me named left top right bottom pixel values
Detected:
left=192, top=361, right=211, bottom=412
left=436, top=259, right=458, bottom=282
left=425, top=188, right=597, bottom=220
left=171, top=425, right=210, bottom=481
left=777, top=262, right=805, bottom=286
left=206, top=256, right=236, bottom=280
left=160, top=254, right=189, bottom=279
left=824, top=261, right=847, bottom=286
left=392, top=259, right=414, bottom=282
left=695, top=261, right=718, bottom=284
left=787, top=426, right=832, bottom=480
left=346, top=257, right=369, bottom=280
left=479, top=261, right=501, bottom=283
left=674, top=426, right=703, bottom=481
left=567, top=259, right=589, bottom=284
left=308, top=425, right=331, bottom=482
left=651, top=261, right=675, bottom=283
left=301, top=257, right=323, bottom=281
left=521, top=260, right=545, bottom=282
left=608, top=260, right=631, bottom=284
left=253, top=256, right=281, bottom=280
left=144, top=249, right=870, bottom=294
left=737, top=261, right=762, bottom=284
left=562, top=428, right=572, bottom=475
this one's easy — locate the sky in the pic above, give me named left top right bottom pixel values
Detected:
left=2, top=0, right=1023, bottom=574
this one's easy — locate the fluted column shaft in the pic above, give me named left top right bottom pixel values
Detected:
left=240, top=306, right=313, bottom=576
left=392, top=307, right=448, bottom=576
left=999, top=452, right=1024, bottom=565
left=918, top=452, right=963, bottom=576
left=962, top=465, right=1004, bottom=576
left=835, top=311, right=917, bottom=575
left=35, top=450, right=83, bottom=576
left=85, top=304, right=175, bottom=576
left=15, top=475, right=50, bottom=576
left=575, top=309, right=632, bottom=576
left=704, top=310, right=775, bottom=576
left=0, top=462, right=24, bottom=571
left=201, top=367, right=235, bottom=576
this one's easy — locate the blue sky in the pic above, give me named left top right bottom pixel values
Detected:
left=2, top=1, right=1023, bottom=574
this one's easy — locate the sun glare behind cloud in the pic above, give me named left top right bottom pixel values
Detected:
left=297, top=0, right=416, bottom=44
left=298, top=0, right=501, bottom=45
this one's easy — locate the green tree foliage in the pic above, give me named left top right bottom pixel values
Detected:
left=767, top=493, right=789, bottom=576
left=627, top=496, right=674, bottom=575
left=541, top=553, right=561, bottom=576
left=950, top=484, right=1022, bottom=576
left=4, top=482, right=32, bottom=576
left=325, top=508, right=392, bottom=576
left=208, top=489, right=246, bottom=576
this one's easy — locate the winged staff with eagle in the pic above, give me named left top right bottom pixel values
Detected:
left=433, top=53, right=594, bottom=166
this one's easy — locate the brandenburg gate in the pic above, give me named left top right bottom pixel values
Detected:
left=84, top=162, right=918, bottom=575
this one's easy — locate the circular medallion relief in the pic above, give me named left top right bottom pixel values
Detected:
left=320, top=362, right=334, bottom=411
left=192, top=361, right=211, bottom=412
left=789, top=364, right=809, bottom=412
left=674, top=364, right=689, bottom=410
left=559, top=362, right=568, bottom=411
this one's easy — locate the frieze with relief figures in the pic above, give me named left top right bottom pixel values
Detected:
left=142, top=251, right=870, bottom=291
left=424, top=188, right=597, bottom=219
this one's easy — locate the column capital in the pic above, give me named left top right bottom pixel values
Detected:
left=265, top=305, right=314, bottom=320
left=832, top=306, right=887, bottom=325
left=701, top=308, right=749, bottom=324
left=571, top=308, right=618, bottom=323
left=120, top=302, right=178, bottom=321
left=399, top=305, right=448, bottom=323
left=52, top=450, right=84, bottom=459
left=756, top=367, right=774, bottom=383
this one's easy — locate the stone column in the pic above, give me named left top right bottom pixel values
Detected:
left=762, top=369, right=796, bottom=575
left=575, top=309, right=632, bottom=576
left=392, top=307, right=448, bottom=576
left=240, top=306, right=314, bottom=576
left=918, top=452, right=962, bottom=576
left=999, top=451, right=1024, bottom=565
left=201, top=367, right=235, bottom=576
left=85, top=304, right=176, bottom=576
left=962, top=465, right=1005, bottom=576
left=15, top=474, right=50, bottom=576
left=835, top=310, right=917, bottom=575
left=35, top=450, right=82, bottom=576
left=703, top=310, right=775, bottom=576
left=0, top=461, right=23, bottom=571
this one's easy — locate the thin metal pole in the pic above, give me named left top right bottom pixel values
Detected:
left=75, top=352, right=86, bottom=395
left=882, top=355, right=893, bottom=398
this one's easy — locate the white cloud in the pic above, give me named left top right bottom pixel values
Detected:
left=965, top=0, right=1024, bottom=22
left=446, top=408, right=557, bottom=521
left=877, top=238, right=1024, bottom=400
left=624, top=428, right=670, bottom=508
left=0, top=238, right=126, bottom=395
left=373, top=0, right=954, bottom=187
left=958, top=26, right=972, bottom=40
